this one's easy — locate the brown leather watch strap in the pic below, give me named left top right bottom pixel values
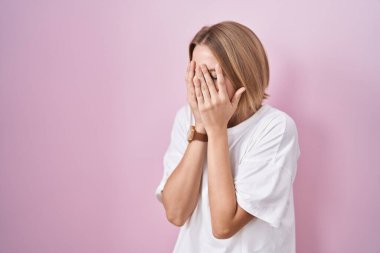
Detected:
left=193, top=130, right=208, bottom=142
left=187, top=125, right=208, bottom=142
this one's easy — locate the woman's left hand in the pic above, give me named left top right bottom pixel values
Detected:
left=193, top=63, right=246, bottom=135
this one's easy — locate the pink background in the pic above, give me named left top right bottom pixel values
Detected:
left=1, top=1, right=379, bottom=252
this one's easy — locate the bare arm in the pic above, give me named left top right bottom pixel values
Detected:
left=161, top=125, right=207, bottom=227
left=207, top=129, right=255, bottom=239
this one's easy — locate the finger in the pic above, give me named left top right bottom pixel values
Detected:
left=196, top=66, right=211, bottom=105
left=231, top=87, right=246, bottom=108
left=188, top=79, right=197, bottom=107
left=186, top=60, right=195, bottom=92
left=200, top=64, right=218, bottom=99
left=186, top=61, right=198, bottom=105
left=193, top=74, right=204, bottom=105
left=215, top=63, right=228, bottom=98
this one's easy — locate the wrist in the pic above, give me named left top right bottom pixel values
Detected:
left=207, top=127, right=227, bottom=138
left=194, top=124, right=207, bottom=134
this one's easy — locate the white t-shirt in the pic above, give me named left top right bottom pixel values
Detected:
left=155, top=103, right=301, bottom=253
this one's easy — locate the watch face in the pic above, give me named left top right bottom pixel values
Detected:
left=187, top=127, right=195, bottom=141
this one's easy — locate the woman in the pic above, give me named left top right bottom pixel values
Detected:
left=155, top=20, right=301, bottom=253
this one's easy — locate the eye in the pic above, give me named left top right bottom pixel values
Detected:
left=211, top=76, right=217, bottom=81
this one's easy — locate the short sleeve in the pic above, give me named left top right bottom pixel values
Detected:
left=154, top=104, right=190, bottom=204
left=234, top=113, right=301, bottom=228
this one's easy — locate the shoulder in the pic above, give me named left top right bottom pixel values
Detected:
left=174, top=103, right=190, bottom=124
left=177, top=103, right=190, bottom=117
left=256, top=105, right=299, bottom=141
left=171, top=103, right=191, bottom=132
left=250, top=105, right=300, bottom=166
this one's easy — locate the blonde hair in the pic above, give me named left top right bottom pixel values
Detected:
left=189, top=20, right=270, bottom=122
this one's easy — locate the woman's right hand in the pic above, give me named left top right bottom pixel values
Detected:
left=185, top=60, right=206, bottom=134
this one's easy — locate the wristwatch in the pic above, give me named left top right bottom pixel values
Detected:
left=187, top=125, right=208, bottom=143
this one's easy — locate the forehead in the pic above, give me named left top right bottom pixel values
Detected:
left=192, top=45, right=218, bottom=70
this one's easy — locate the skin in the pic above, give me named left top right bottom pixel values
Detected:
left=191, top=44, right=256, bottom=239
left=188, top=44, right=240, bottom=133
left=161, top=44, right=256, bottom=240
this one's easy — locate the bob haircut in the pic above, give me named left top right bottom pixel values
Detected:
left=189, top=20, right=270, bottom=121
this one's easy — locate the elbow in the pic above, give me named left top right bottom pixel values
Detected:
left=164, top=205, right=187, bottom=227
left=166, top=212, right=186, bottom=227
left=212, top=227, right=233, bottom=239
left=162, top=192, right=187, bottom=227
